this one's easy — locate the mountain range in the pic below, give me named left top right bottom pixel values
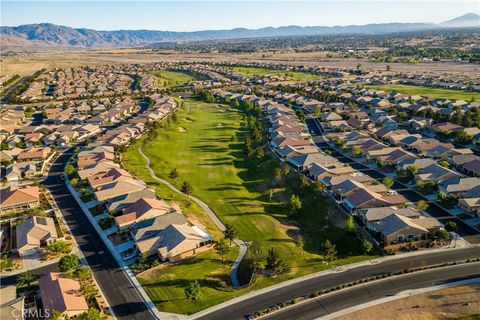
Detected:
left=1, top=13, right=479, bottom=49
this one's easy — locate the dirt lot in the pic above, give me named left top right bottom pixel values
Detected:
left=336, top=283, right=480, bottom=320
left=2, top=48, right=479, bottom=77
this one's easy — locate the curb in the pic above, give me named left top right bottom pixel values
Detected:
left=250, top=259, right=480, bottom=319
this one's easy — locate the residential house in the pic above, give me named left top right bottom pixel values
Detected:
left=0, top=186, right=40, bottom=213
left=39, top=273, right=88, bottom=318
left=115, top=197, right=176, bottom=230
left=16, top=216, right=58, bottom=255
left=375, top=213, right=442, bottom=244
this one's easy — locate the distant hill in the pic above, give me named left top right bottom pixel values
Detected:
left=440, top=13, right=480, bottom=28
left=1, top=13, right=479, bottom=49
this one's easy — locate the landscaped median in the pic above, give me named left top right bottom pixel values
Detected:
left=247, top=258, right=480, bottom=320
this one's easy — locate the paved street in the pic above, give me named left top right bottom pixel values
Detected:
left=263, top=262, right=480, bottom=320
left=197, top=247, right=480, bottom=320
left=40, top=148, right=155, bottom=320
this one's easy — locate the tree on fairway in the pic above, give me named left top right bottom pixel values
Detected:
left=184, top=280, right=200, bottom=300
left=215, top=239, right=230, bottom=262
left=274, top=167, right=283, bottom=182
left=17, top=271, right=35, bottom=288
left=295, top=235, right=305, bottom=256
left=445, top=221, right=457, bottom=233
left=300, top=175, right=310, bottom=189
left=416, top=200, right=429, bottom=211
left=168, top=168, right=179, bottom=180
left=382, top=176, right=394, bottom=189
left=223, top=224, right=237, bottom=245
left=289, top=194, right=302, bottom=214
left=362, top=240, right=374, bottom=254
left=315, top=181, right=325, bottom=192
left=59, top=254, right=80, bottom=273
left=181, top=181, right=193, bottom=197
left=345, top=215, right=355, bottom=233
left=265, top=247, right=287, bottom=276
left=256, top=147, right=265, bottom=159
left=281, top=164, right=290, bottom=176
left=322, top=239, right=337, bottom=263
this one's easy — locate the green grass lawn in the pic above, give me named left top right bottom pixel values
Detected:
left=226, top=66, right=320, bottom=82
left=365, top=84, right=480, bottom=101
left=123, top=99, right=374, bottom=314
left=149, top=70, right=198, bottom=88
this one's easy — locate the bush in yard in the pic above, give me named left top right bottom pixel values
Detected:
left=445, top=221, right=457, bottom=232
left=59, top=254, right=80, bottom=273
left=47, top=240, right=70, bottom=254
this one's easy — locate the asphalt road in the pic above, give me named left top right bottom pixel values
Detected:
left=40, top=148, right=154, bottom=320
left=304, top=118, right=480, bottom=244
left=198, top=247, right=480, bottom=320
left=0, top=75, right=30, bottom=104
left=263, top=262, right=480, bottom=320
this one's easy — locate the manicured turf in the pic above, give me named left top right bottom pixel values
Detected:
left=123, top=99, right=374, bottom=314
left=365, top=84, right=480, bottom=101
left=227, top=66, right=320, bottom=81
left=149, top=70, right=198, bottom=88
left=138, top=249, right=241, bottom=314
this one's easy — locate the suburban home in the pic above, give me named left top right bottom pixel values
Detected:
left=358, top=206, right=420, bottom=226
left=271, top=136, right=310, bottom=149
left=431, top=122, right=463, bottom=134
left=115, top=197, right=176, bottom=230
left=275, top=145, right=319, bottom=159
left=77, top=161, right=120, bottom=180
left=415, top=163, right=463, bottom=183
left=287, top=153, right=330, bottom=172
left=320, top=112, right=343, bottom=122
left=77, top=151, right=115, bottom=170
left=16, top=216, right=59, bottom=255
left=397, top=158, right=436, bottom=171
left=107, top=189, right=157, bottom=214
left=375, top=213, right=442, bottom=244
left=308, top=162, right=355, bottom=181
left=94, top=179, right=146, bottom=203
left=87, top=167, right=133, bottom=189
left=16, top=146, right=52, bottom=163
left=4, top=162, right=38, bottom=182
left=343, top=188, right=407, bottom=213
left=458, top=198, right=480, bottom=217
left=0, top=288, right=24, bottom=320
left=0, top=186, right=40, bottom=213
left=39, top=273, right=89, bottom=318
left=438, top=177, right=480, bottom=197
left=462, top=159, right=480, bottom=177
left=135, top=224, right=212, bottom=261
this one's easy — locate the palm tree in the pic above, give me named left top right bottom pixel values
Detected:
left=17, top=271, right=35, bottom=291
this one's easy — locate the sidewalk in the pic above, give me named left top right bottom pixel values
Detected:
left=190, top=245, right=480, bottom=319
left=65, top=172, right=185, bottom=320
left=138, top=146, right=248, bottom=289
left=321, top=276, right=480, bottom=320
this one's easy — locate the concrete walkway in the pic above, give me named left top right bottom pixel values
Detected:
left=138, top=146, right=248, bottom=288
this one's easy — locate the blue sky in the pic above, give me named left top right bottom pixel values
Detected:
left=1, top=1, right=479, bottom=31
